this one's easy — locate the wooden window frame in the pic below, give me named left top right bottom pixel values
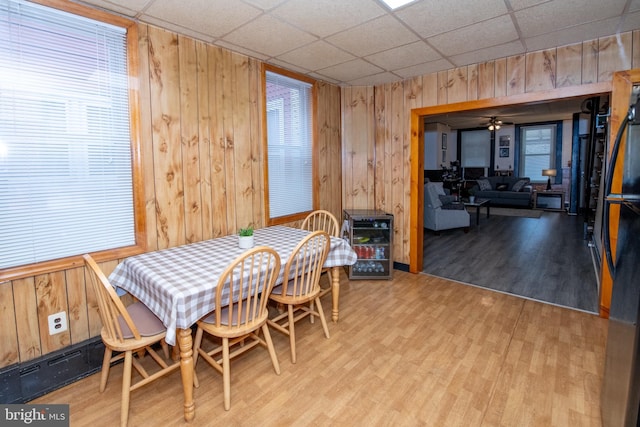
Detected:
left=0, top=0, right=146, bottom=282
left=261, top=64, right=318, bottom=225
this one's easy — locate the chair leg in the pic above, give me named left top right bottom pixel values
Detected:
left=222, top=337, right=231, bottom=411
left=261, top=324, right=280, bottom=375
left=314, top=297, right=330, bottom=339
left=121, top=351, right=133, bottom=427
left=287, top=304, right=297, bottom=364
left=99, top=347, right=112, bottom=393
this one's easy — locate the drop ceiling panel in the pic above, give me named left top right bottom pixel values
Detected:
left=223, top=15, right=317, bottom=58
left=325, top=15, right=419, bottom=57
left=272, top=0, right=386, bottom=38
left=143, top=0, right=262, bottom=38
left=395, top=0, right=509, bottom=39
left=73, top=0, right=640, bottom=86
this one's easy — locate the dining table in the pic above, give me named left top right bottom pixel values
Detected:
left=108, top=225, right=357, bottom=422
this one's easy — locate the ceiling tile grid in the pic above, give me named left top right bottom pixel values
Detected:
left=75, top=0, right=640, bottom=86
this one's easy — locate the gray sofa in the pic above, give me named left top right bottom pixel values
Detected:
left=470, top=176, right=533, bottom=207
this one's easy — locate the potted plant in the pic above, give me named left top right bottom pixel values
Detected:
left=468, top=187, right=477, bottom=203
left=238, top=227, right=254, bottom=249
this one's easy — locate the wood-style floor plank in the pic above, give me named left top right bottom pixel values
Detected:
left=32, top=270, right=607, bottom=426
left=423, top=210, right=599, bottom=313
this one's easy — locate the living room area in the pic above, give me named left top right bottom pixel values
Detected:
left=421, top=95, right=606, bottom=314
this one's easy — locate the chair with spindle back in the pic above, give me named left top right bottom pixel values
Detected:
left=267, top=231, right=331, bottom=363
left=83, top=254, right=180, bottom=427
left=191, top=246, right=281, bottom=410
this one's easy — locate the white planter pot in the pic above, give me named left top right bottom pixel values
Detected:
left=469, top=196, right=476, bottom=203
left=238, top=235, right=254, bottom=249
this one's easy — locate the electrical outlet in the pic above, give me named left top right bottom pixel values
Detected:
left=48, top=311, right=68, bottom=335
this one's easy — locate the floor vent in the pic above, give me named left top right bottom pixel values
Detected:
left=0, top=337, right=104, bottom=403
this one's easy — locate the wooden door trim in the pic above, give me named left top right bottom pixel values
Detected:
left=410, top=82, right=612, bottom=276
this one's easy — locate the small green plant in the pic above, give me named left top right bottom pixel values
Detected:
left=468, top=187, right=477, bottom=196
left=239, top=227, right=253, bottom=237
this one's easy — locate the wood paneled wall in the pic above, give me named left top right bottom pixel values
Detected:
left=0, top=23, right=342, bottom=368
left=342, top=31, right=640, bottom=266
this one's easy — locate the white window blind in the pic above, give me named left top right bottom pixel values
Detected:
left=461, top=129, right=491, bottom=168
left=0, top=0, right=135, bottom=269
left=520, top=125, right=556, bottom=181
left=265, top=70, right=313, bottom=219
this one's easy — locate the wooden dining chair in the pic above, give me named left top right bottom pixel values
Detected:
left=83, top=254, right=180, bottom=427
left=300, top=209, right=339, bottom=299
left=267, top=231, right=331, bottom=363
left=192, top=246, right=281, bottom=411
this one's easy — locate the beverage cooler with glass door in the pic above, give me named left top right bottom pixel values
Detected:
left=343, top=209, right=393, bottom=279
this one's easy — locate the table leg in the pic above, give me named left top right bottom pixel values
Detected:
left=330, top=267, right=340, bottom=322
left=475, top=207, right=480, bottom=226
left=486, top=202, right=490, bottom=218
left=177, top=328, right=195, bottom=422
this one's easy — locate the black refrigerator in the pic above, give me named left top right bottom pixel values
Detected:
left=601, top=86, right=640, bottom=427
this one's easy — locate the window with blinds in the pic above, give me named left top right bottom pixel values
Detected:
left=0, top=0, right=135, bottom=270
left=519, top=124, right=558, bottom=182
left=264, top=68, right=315, bottom=221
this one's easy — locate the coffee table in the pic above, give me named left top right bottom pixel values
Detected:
left=464, top=198, right=490, bottom=226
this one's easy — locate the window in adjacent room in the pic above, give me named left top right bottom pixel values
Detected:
left=0, top=0, right=142, bottom=278
left=263, top=65, right=316, bottom=224
left=460, top=129, right=491, bottom=173
left=517, top=123, right=562, bottom=183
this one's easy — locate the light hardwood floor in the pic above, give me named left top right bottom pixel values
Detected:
left=33, top=270, right=607, bottom=426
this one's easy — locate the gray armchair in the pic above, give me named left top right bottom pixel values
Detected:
left=424, top=182, right=470, bottom=232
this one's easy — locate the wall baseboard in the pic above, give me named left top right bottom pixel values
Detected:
left=0, top=337, right=104, bottom=403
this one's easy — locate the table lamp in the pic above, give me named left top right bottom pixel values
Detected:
left=542, top=168, right=557, bottom=191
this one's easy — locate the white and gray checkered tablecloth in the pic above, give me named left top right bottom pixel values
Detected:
left=108, top=226, right=356, bottom=345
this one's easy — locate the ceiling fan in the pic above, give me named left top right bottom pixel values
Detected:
left=484, top=116, right=514, bottom=131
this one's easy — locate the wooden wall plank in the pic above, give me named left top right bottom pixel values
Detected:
left=148, top=27, right=185, bottom=249
left=403, top=77, right=421, bottom=261
left=248, top=58, right=264, bottom=226
left=507, top=54, right=526, bottom=96
left=327, top=83, right=343, bottom=219
left=421, top=72, right=438, bottom=107
left=582, top=39, right=599, bottom=84
left=342, top=87, right=355, bottom=210
left=448, top=67, right=469, bottom=103
left=374, top=85, right=390, bottom=213
left=196, top=41, right=213, bottom=240
left=178, top=35, right=203, bottom=244
left=467, top=64, right=479, bottom=101
left=390, top=81, right=405, bottom=261
left=232, top=54, right=254, bottom=230
left=598, top=33, right=632, bottom=82
left=65, top=267, right=89, bottom=345
left=0, top=283, right=19, bottom=367
left=137, top=24, right=158, bottom=251
left=13, top=277, right=40, bottom=362
left=525, top=50, right=556, bottom=92
left=556, top=43, right=582, bottom=88
left=317, top=81, right=331, bottom=213
left=478, top=62, right=495, bottom=99
left=209, top=46, right=228, bottom=238
left=36, top=272, right=70, bottom=354
left=494, top=58, right=507, bottom=97
left=437, top=70, right=448, bottom=104
left=222, top=49, right=237, bottom=234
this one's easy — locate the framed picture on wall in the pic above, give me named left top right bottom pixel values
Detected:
left=499, top=135, right=510, bottom=147
left=442, top=150, right=446, bottom=163
left=442, top=133, right=447, bottom=150
left=499, top=147, right=509, bottom=157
